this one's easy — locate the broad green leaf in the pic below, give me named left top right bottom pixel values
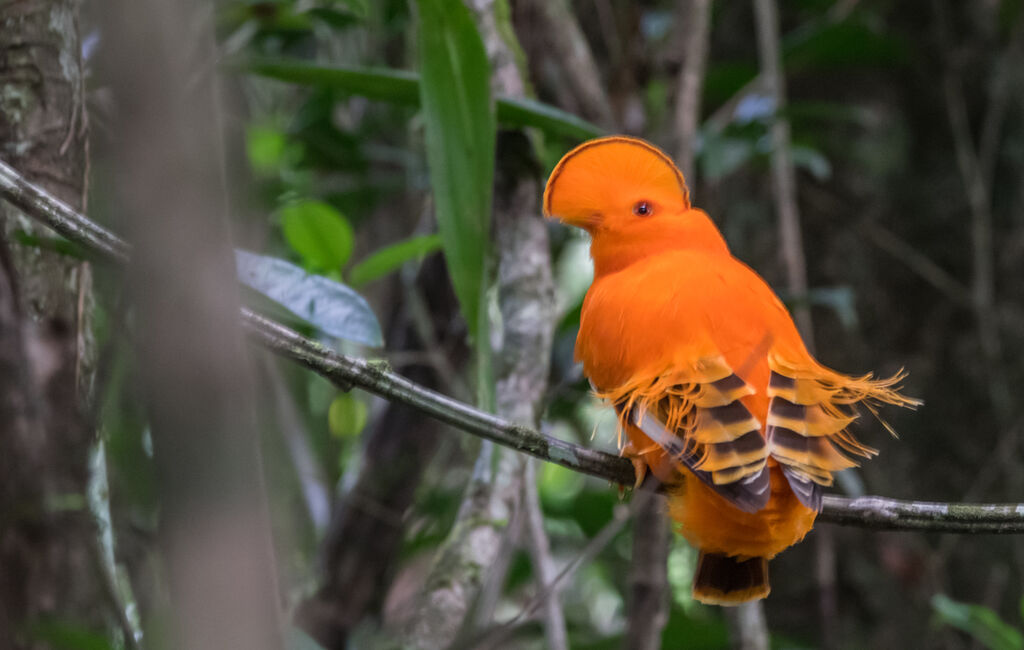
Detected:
left=247, top=60, right=602, bottom=140
left=250, top=61, right=422, bottom=105
left=414, top=0, right=494, bottom=338
left=931, top=594, right=1024, bottom=650
left=348, top=234, right=442, bottom=287
left=497, top=95, right=603, bottom=141
left=280, top=200, right=354, bottom=271
left=328, top=393, right=368, bottom=437
left=236, top=249, right=383, bottom=347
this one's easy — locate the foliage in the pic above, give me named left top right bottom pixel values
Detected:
left=247, top=60, right=603, bottom=140
left=931, top=594, right=1024, bottom=650
left=279, top=199, right=355, bottom=272
left=348, top=234, right=442, bottom=287
left=235, top=249, right=382, bottom=346
left=412, top=0, right=494, bottom=342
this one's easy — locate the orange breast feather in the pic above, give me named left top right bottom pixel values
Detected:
left=544, top=136, right=918, bottom=604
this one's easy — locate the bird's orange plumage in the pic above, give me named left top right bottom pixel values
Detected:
left=543, top=136, right=918, bottom=605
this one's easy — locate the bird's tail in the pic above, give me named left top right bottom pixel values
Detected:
left=692, top=552, right=770, bottom=605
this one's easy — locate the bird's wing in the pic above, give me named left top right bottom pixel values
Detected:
left=765, top=353, right=919, bottom=511
left=605, top=355, right=771, bottom=514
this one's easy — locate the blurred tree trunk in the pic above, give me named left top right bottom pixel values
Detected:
left=0, top=1, right=110, bottom=647
left=101, top=1, right=284, bottom=648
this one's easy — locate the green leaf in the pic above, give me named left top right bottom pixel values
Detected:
left=13, top=230, right=87, bottom=260
left=334, top=0, right=369, bottom=19
left=783, top=19, right=908, bottom=71
left=666, top=538, right=698, bottom=613
left=328, top=393, right=368, bottom=437
left=807, top=286, right=857, bottom=329
left=931, top=594, right=1024, bottom=650
left=246, top=125, right=289, bottom=174
left=497, top=96, right=603, bottom=140
left=28, top=620, right=116, bottom=650
left=699, top=130, right=755, bottom=181
left=246, top=60, right=602, bottom=140
left=250, top=61, right=422, bottom=105
left=538, top=460, right=584, bottom=510
left=790, top=144, right=832, bottom=181
left=348, top=234, right=442, bottom=287
left=414, top=0, right=494, bottom=339
left=280, top=200, right=354, bottom=271
left=236, top=249, right=383, bottom=347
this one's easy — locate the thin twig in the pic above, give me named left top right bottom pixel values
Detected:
left=521, top=460, right=568, bottom=650
left=724, top=601, right=769, bottom=650
left=937, top=0, right=1013, bottom=426
left=754, top=0, right=813, bottom=346
left=751, top=0, right=814, bottom=643
left=858, top=219, right=971, bottom=308
left=673, top=0, right=712, bottom=183
left=624, top=487, right=670, bottom=650
left=520, top=0, right=614, bottom=127
left=2, top=159, right=1024, bottom=533
left=462, top=493, right=639, bottom=650
left=936, top=4, right=1021, bottom=533
left=262, top=357, right=331, bottom=534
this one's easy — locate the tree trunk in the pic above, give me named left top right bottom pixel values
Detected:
left=0, top=1, right=108, bottom=647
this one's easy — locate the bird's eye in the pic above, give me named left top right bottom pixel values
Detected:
left=632, top=201, right=653, bottom=217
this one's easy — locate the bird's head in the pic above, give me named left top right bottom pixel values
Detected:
left=543, top=136, right=725, bottom=275
left=543, top=136, right=689, bottom=232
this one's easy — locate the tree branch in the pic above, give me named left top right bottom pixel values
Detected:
left=672, top=0, right=712, bottom=183
left=2, top=158, right=1023, bottom=534
left=754, top=0, right=813, bottom=346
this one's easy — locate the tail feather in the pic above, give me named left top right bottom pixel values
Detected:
left=692, top=552, right=770, bottom=605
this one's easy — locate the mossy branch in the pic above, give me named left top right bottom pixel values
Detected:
left=2, top=158, right=1022, bottom=534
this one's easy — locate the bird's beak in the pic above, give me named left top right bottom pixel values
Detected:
left=544, top=210, right=601, bottom=232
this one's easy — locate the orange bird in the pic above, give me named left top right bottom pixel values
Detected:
left=543, top=136, right=918, bottom=605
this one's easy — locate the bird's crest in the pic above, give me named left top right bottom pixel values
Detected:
left=543, top=136, right=690, bottom=226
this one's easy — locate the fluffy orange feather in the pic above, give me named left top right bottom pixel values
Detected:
left=543, top=136, right=918, bottom=605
